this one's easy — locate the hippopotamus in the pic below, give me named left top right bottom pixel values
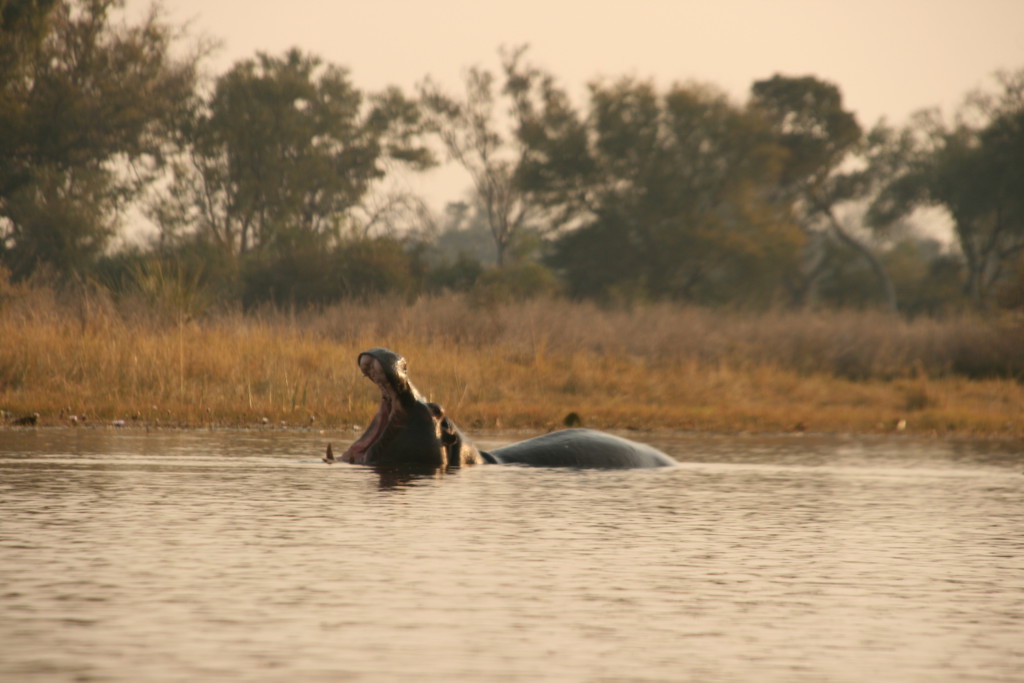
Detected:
left=324, top=347, right=676, bottom=470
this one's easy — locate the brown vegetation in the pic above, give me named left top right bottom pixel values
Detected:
left=1, top=283, right=1022, bottom=437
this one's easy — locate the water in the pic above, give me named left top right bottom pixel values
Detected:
left=1, top=429, right=1022, bottom=682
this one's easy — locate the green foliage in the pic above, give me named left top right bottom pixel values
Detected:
left=128, top=257, right=212, bottom=323
left=0, top=0, right=199, bottom=280
left=750, top=75, right=862, bottom=191
left=751, top=75, right=898, bottom=311
left=157, top=48, right=433, bottom=258
left=469, top=261, right=561, bottom=305
left=0, top=0, right=58, bottom=80
left=95, top=240, right=240, bottom=323
left=994, top=254, right=1024, bottom=309
left=419, top=47, right=539, bottom=267
left=426, top=252, right=484, bottom=292
left=240, top=237, right=422, bottom=308
left=1, top=165, right=114, bottom=277
left=870, top=70, right=1024, bottom=307
left=514, top=73, right=802, bottom=304
left=883, top=239, right=966, bottom=316
left=3, top=9, right=1022, bottom=318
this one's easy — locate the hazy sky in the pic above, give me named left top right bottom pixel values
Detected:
left=133, top=0, right=1024, bottom=211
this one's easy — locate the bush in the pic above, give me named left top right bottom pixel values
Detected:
left=469, top=262, right=561, bottom=305
left=425, top=252, right=483, bottom=292
left=241, top=238, right=422, bottom=308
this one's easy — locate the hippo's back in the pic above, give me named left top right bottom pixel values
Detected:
left=487, top=429, right=677, bottom=469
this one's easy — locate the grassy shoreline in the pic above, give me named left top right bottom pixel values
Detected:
left=2, top=291, right=1023, bottom=438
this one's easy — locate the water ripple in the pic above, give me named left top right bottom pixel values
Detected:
left=1, top=430, right=1022, bottom=681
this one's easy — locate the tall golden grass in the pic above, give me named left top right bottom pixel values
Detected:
left=1, top=280, right=1022, bottom=436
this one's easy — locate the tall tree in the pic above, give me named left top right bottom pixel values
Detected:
left=510, top=70, right=801, bottom=304
left=419, top=47, right=540, bottom=268
left=869, top=69, right=1024, bottom=306
left=156, top=49, right=433, bottom=257
left=0, top=0, right=199, bottom=279
left=750, top=75, right=898, bottom=311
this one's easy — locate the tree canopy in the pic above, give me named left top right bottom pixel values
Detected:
left=750, top=75, right=898, bottom=310
left=2, top=4, right=1022, bottom=314
left=0, top=0, right=198, bottom=279
left=869, top=70, right=1024, bottom=306
left=507, top=67, right=802, bottom=304
left=419, top=47, right=539, bottom=268
left=154, top=48, right=433, bottom=258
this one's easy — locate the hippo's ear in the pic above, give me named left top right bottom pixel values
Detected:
left=441, top=417, right=468, bottom=466
left=427, top=402, right=463, bottom=465
left=440, top=416, right=459, bottom=446
left=426, top=403, right=453, bottom=439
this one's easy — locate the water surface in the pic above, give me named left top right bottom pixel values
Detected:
left=1, top=429, right=1022, bottom=681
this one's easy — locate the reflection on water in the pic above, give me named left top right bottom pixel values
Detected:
left=1, top=429, right=1022, bottom=682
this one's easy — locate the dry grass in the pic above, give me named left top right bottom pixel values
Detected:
left=1, top=285, right=1023, bottom=437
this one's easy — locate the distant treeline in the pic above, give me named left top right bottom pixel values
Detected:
left=2, top=1, right=1023, bottom=314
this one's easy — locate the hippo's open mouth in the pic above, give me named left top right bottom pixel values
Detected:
left=341, top=353, right=401, bottom=464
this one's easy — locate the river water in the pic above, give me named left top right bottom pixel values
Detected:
left=1, top=429, right=1021, bottom=682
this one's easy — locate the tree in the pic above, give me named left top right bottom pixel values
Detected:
left=0, top=0, right=200, bottom=279
left=240, top=235, right=423, bottom=308
left=870, top=69, right=1024, bottom=307
left=156, top=49, right=433, bottom=258
left=510, top=72, right=801, bottom=304
left=750, top=75, right=898, bottom=311
left=419, top=47, right=540, bottom=268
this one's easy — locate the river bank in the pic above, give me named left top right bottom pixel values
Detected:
left=2, top=292, right=1022, bottom=437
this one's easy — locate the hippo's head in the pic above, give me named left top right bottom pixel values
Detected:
left=341, top=348, right=482, bottom=468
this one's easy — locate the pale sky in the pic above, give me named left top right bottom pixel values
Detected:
left=130, top=0, right=1024, bottom=214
